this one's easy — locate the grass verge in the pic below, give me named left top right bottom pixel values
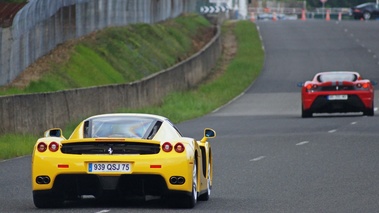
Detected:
left=0, top=20, right=263, bottom=160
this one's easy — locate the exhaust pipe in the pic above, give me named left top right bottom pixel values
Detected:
left=169, top=176, right=185, bottom=185
left=36, top=176, right=50, bottom=184
left=170, top=176, right=178, bottom=184
left=177, top=177, right=185, bottom=184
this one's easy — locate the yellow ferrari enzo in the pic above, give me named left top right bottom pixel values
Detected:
left=31, top=113, right=216, bottom=208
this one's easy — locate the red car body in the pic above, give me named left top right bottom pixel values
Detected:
left=299, top=71, right=375, bottom=118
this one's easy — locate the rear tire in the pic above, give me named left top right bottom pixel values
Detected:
left=198, top=162, right=211, bottom=201
left=363, top=104, right=374, bottom=116
left=363, top=12, right=371, bottom=20
left=183, top=159, right=197, bottom=208
left=301, top=105, right=312, bottom=118
left=33, top=193, right=64, bottom=208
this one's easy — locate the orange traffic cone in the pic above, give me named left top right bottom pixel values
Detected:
left=250, top=12, right=255, bottom=22
left=325, top=9, right=330, bottom=21
left=272, top=12, right=277, bottom=21
left=301, top=9, right=306, bottom=21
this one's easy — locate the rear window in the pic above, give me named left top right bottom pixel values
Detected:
left=84, top=116, right=156, bottom=138
left=317, top=73, right=358, bottom=82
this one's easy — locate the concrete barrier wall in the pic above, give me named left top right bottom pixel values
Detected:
left=0, top=26, right=221, bottom=135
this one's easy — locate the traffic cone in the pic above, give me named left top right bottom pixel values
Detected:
left=301, top=9, right=306, bottom=21
left=272, top=12, right=277, bottom=21
left=250, top=12, right=255, bottom=22
left=338, top=12, right=342, bottom=21
left=325, top=9, right=330, bottom=21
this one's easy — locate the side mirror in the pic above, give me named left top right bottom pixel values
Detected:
left=201, top=128, right=216, bottom=143
left=204, top=128, right=216, bottom=138
left=371, top=80, right=377, bottom=86
left=297, top=82, right=304, bottom=87
left=44, top=128, right=63, bottom=138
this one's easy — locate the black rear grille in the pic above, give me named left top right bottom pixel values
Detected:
left=61, top=142, right=160, bottom=155
left=320, top=86, right=355, bottom=91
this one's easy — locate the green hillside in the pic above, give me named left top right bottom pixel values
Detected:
left=0, top=14, right=212, bottom=95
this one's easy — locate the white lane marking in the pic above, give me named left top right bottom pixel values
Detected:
left=375, top=107, right=378, bottom=112
left=0, top=156, right=26, bottom=163
left=296, top=141, right=309, bottom=146
left=351, top=122, right=357, bottom=125
left=328, top=129, right=337, bottom=133
left=250, top=156, right=266, bottom=162
left=95, top=210, right=110, bottom=213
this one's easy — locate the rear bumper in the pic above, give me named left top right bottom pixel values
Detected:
left=32, top=153, right=194, bottom=196
left=302, top=92, right=373, bottom=113
left=32, top=174, right=192, bottom=200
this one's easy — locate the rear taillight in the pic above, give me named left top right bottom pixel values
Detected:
left=162, top=142, right=173, bottom=152
left=174, top=143, right=185, bottom=153
left=49, top=142, right=60, bottom=152
left=37, top=142, right=47, bottom=152
left=356, top=83, right=369, bottom=89
left=162, top=142, right=185, bottom=153
left=306, top=84, right=318, bottom=90
left=37, top=142, right=59, bottom=152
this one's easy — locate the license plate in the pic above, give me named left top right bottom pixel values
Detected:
left=88, top=162, right=131, bottom=173
left=328, top=95, right=348, bottom=100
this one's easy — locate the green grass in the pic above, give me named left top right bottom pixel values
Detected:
left=0, top=20, right=263, bottom=160
left=0, top=134, right=36, bottom=160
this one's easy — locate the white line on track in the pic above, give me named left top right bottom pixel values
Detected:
left=250, top=156, right=266, bottom=162
left=351, top=122, right=357, bottom=125
left=0, top=155, right=26, bottom=163
left=95, top=210, right=110, bottom=213
left=328, top=129, right=337, bottom=133
left=296, top=141, right=309, bottom=146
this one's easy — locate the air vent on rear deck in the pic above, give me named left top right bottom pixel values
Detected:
left=61, top=142, right=160, bottom=155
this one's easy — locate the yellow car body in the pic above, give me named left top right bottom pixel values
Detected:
left=31, top=113, right=215, bottom=208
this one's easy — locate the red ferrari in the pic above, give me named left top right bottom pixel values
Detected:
left=298, top=71, right=375, bottom=118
